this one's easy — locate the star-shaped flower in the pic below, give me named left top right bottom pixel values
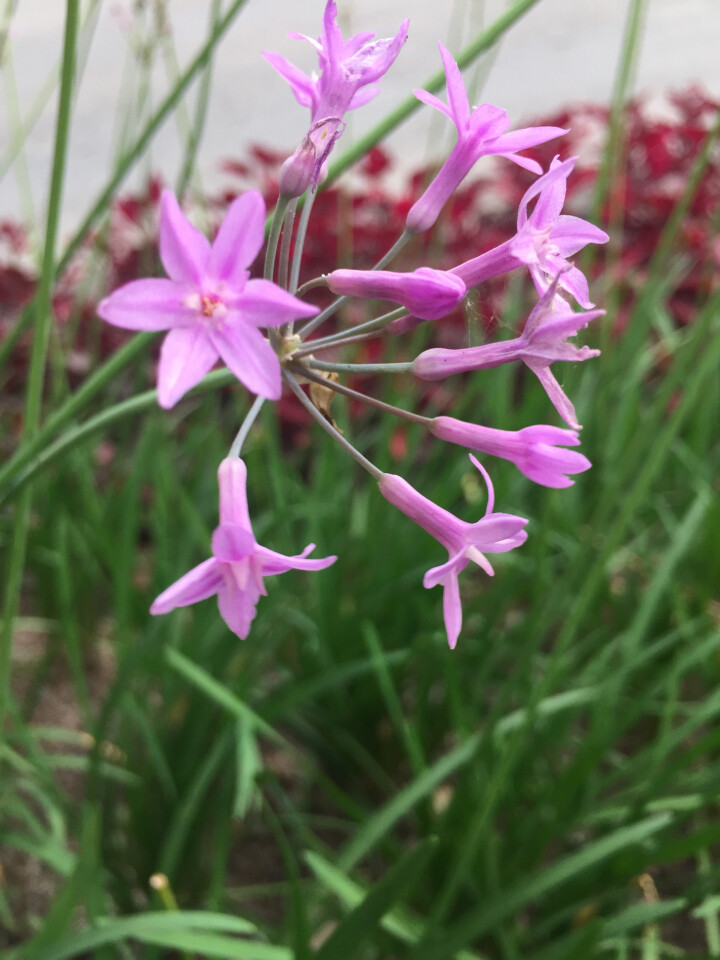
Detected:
left=264, top=2, right=409, bottom=126
left=98, top=190, right=318, bottom=407
left=378, top=456, right=527, bottom=648
left=151, top=459, right=336, bottom=639
left=510, top=156, right=609, bottom=307
left=413, top=277, right=603, bottom=428
left=406, top=43, right=566, bottom=234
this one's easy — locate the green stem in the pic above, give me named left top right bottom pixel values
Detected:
left=0, top=0, right=79, bottom=739
left=283, top=371, right=382, bottom=480
left=264, top=196, right=290, bottom=282
left=294, top=307, right=406, bottom=355
left=373, top=230, right=412, bottom=270
left=278, top=199, right=297, bottom=293
left=307, top=358, right=414, bottom=376
left=289, top=189, right=316, bottom=295
left=228, top=395, right=266, bottom=459
left=291, top=364, right=431, bottom=427
left=174, top=0, right=223, bottom=202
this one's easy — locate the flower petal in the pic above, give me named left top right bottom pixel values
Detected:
left=443, top=574, right=463, bottom=650
left=414, top=88, right=453, bottom=120
left=348, top=84, right=379, bottom=110
left=207, top=191, right=266, bottom=284
left=233, top=279, right=319, bottom=328
left=210, top=322, right=282, bottom=400
left=527, top=363, right=581, bottom=429
left=256, top=543, right=337, bottom=575
left=551, top=215, right=610, bottom=256
left=437, top=43, right=469, bottom=128
left=212, top=523, right=256, bottom=562
left=262, top=51, right=316, bottom=109
left=156, top=325, right=218, bottom=409
left=159, top=190, right=211, bottom=284
left=423, top=549, right=467, bottom=590
left=517, top=156, right=576, bottom=229
left=150, top=557, right=223, bottom=615
left=97, top=278, right=195, bottom=331
left=216, top=576, right=261, bottom=640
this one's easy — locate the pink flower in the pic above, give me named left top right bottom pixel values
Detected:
left=264, top=2, right=408, bottom=124
left=97, top=190, right=318, bottom=407
left=378, top=457, right=527, bottom=649
left=406, top=43, right=566, bottom=234
left=326, top=267, right=466, bottom=320
left=413, top=279, right=603, bottom=429
left=430, top=417, right=591, bottom=488
left=264, top=2, right=408, bottom=182
left=510, top=156, right=609, bottom=308
left=151, top=459, right=336, bottom=639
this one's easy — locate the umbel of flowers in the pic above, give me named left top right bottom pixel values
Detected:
left=98, top=1, right=608, bottom=649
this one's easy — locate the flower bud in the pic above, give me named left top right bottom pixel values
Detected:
left=278, top=140, right=316, bottom=199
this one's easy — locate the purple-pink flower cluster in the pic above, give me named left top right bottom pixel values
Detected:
left=97, top=1, right=608, bottom=648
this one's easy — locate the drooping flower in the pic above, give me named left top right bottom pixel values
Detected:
left=430, top=417, right=591, bottom=488
left=98, top=190, right=318, bottom=407
left=509, top=156, right=609, bottom=307
left=378, top=456, right=527, bottom=648
left=326, top=266, right=467, bottom=321
left=406, top=43, right=566, bottom=234
left=264, top=2, right=408, bottom=184
left=151, top=458, right=336, bottom=639
left=413, top=278, right=603, bottom=428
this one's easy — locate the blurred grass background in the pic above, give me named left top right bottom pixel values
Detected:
left=1, top=0, right=720, bottom=958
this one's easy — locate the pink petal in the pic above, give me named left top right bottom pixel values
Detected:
left=156, top=325, right=218, bottom=409
left=207, top=191, right=266, bottom=284
left=217, top=458, right=252, bottom=528
left=210, top=322, right=282, bottom=400
left=469, top=513, right=528, bottom=548
left=550, top=260, right=593, bottom=308
left=423, top=549, right=467, bottom=590
left=159, top=190, right=211, bottom=284
left=468, top=454, right=495, bottom=513
left=217, top=576, right=262, bottom=640
left=262, top=51, right=316, bottom=109
left=150, top=557, right=223, bottom=615
left=491, top=126, right=567, bottom=155
left=212, top=523, right=256, bottom=562
left=348, top=85, right=379, bottom=110
left=233, top=279, right=319, bottom=328
left=256, top=543, right=337, bottom=575
left=443, top=574, right=463, bottom=650
left=517, top=157, right=576, bottom=229
left=499, top=152, right=543, bottom=175
left=98, top=278, right=196, bottom=331
left=414, top=88, right=453, bottom=121
left=528, top=364, right=581, bottom=429
left=552, top=215, right=610, bottom=256
left=531, top=156, right=568, bottom=228
left=437, top=43, right=469, bottom=127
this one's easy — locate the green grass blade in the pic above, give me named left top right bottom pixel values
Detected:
left=315, top=838, right=438, bottom=960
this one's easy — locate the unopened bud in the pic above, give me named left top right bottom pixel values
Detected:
left=278, top=140, right=316, bottom=200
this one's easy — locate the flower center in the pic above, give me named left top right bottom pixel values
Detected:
left=201, top=294, right=222, bottom=317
